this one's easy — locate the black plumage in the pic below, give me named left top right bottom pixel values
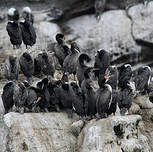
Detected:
left=20, top=20, right=36, bottom=48
left=33, top=55, right=42, bottom=76
left=2, top=81, right=15, bottom=114
left=96, top=75, right=112, bottom=119
left=77, top=53, right=91, bottom=87
left=63, top=42, right=80, bottom=78
left=70, top=82, right=85, bottom=118
left=118, top=85, right=133, bottom=116
left=54, top=33, right=70, bottom=67
left=118, top=64, right=133, bottom=89
left=55, top=82, right=74, bottom=118
left=19, top=52, right=34, bottom=84
left=94, top=49, right=110, bottom=78
left=134, top=66, right=151, bottom=93
left=5, top=56, right=19, bottom=81
left=38, top=52, right=55, bottom=78
left=81, top=68, right=97, bottom=118
left=6, top=21, right=22, bottom=49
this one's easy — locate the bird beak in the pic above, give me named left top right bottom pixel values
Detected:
left=104, top=75, right=110, bottom=79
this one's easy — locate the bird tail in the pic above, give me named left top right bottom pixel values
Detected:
left=120, top=108, right=127, bottom=116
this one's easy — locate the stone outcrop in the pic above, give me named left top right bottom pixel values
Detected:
left=1, top=113, right=151, bottom=152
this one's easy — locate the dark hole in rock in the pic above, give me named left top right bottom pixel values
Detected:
left=114, top=124, right=124, bottom=137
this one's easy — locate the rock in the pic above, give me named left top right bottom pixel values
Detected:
left=64, top=11, right=141, bottom=63
left=78, top=115, right=150, bottom=152
left=130, top=102, right=142, bottom=115
left=71, top=120, right=85, bottom=137
left=0, top=96, right=5, bottom=115
left=133, top=95, right=153, bottom=109
left=4, top=112, right=77, bottom=152
left=0, top=118, right=9, bottom=152
left=128, top=2, right=153, bottom=42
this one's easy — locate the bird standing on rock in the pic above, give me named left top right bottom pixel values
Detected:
left=19, top=52, right=34, bottom=84
left=96, top=74, right=112, bottom=119
left=54, top=33, right=70, bottom=68
left=5, top=56, right=19, bottom=81
left=63, top=42, right=80, bottom=80
left=6, top=8, right=22, bottom=50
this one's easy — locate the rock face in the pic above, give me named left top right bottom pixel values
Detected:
left=78, top=115, right=150, bottom=152
left=4, top=112, right=77, bottom=152
left=64, top=11, right=141, bottom=63
left=1, top=113, right=151, bottom=152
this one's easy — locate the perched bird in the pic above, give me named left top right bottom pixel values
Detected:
left=118, top=84, right=133, bottom=116
left=22, top=6, right=34, bottom=24
left=54, top=33, right=70, bottom=67
left=96, top=74, right=112, bottom=119
left=118, top=64, right=133, bottom=89
left=77, top=53, right=91, bottom=87
left=70, top=82, right=85, bottom=118
left=2, top=81, right=15, bottom=114
left=38, top=52, right=55, bottom=79
left=33, top=54, right=42, bottom=76
left=95, top=0, right=106, bottom=20
left=55, top=82, right=75, bottom=118
left=5, top=56, right=19, bottom=81
left=20, top=19, right=36, bottom=49
left=134, top=66, right=151, bottom=94
left=106, top=66, right=119, bottom=116
left=6, top=8, right=22, bottom=49
left=94, top=49, right=110, bottom=78
left=63, top=42, right=80, bottom=80
left=19, top=52, right=34, bottom=84
left=81, top=68, right=97, bottom=119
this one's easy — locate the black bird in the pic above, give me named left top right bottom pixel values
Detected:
left=13, top=82, right=26, bottom=113
left=6, top=8, right=22, bottom=49
left=107, top=66, right=119, bottom=116
left=33, top=54, right=42, bottom=76
left=20, top=19, right=36, bottom=49
left=61, top=72, right=69, bottom=84
left=134, top=66, right=151, bottom=94
left=22, top=7, right=34, bottom=24
left=55, top=82, right=75, bottom=118
left=81, top=68, right=97, bottom=119
left=2, top=81, right=15, bottom=114
left=70, top=82, right=85, bottom=118
left=95, top=0, right=106, bottom=20
left=118, top=64, right=133, bottom=89
left=54, top=33, right=70, bottom=68
left=63, top=42, right=80, bottom=79
left=77, top=53, right=91, bottom=87
left=94, top=49, right=110, bottom=78
left=19, top=52, right=34, bottom=84
left=118, top=84, right=133, bottom=116
left=5, top=56, right=19, bottom=81
left=96, top=74, right=112, bottom=119
left=38, top=52, right=55, bottom=79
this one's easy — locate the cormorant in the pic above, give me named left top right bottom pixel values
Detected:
left=5, top=56, right=19, bottom=81
left=19, top=52, right=34, bottom=84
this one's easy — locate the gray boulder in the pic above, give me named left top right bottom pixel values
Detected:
left=64, top=11, right=141, bottom=63
left=78, top=115, right=150, bottom=152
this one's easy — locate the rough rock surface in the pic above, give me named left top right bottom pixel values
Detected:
left=0, top=112, right=151, bottom=152
left=4, top=112, right=77, bottom=152
left=64, top=11, right=141, bottom=63
left=128, top=2, right=153, bottom=42
left=133, top=95, right=153, bottom=109
left=78, top=115, right=150, bottom=152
